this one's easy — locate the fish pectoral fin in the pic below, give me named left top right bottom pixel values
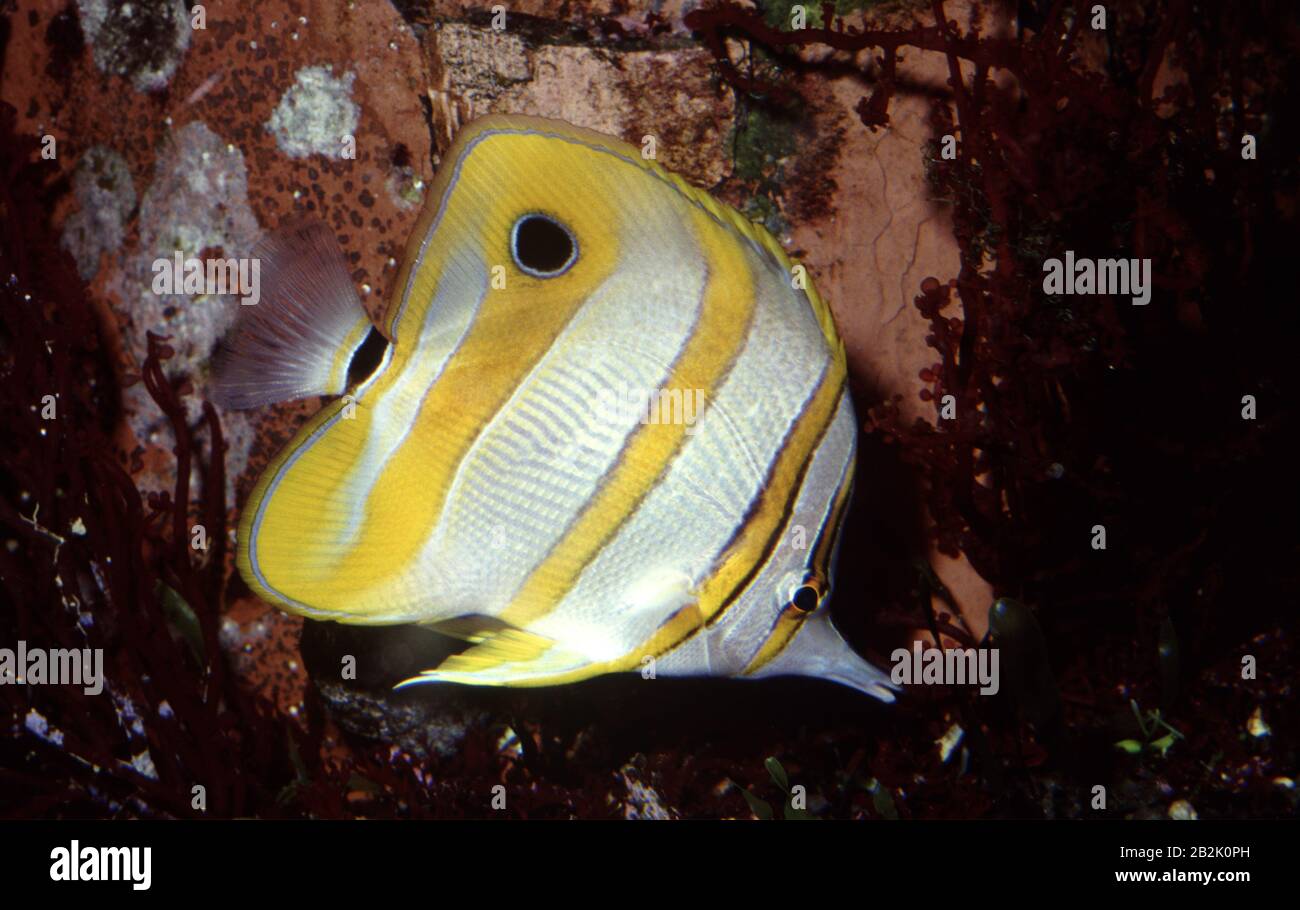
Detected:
left=395, top=626, right=593, bottom=689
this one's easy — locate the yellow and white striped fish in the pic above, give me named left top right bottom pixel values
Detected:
left=212, top=114, right=895, bottom=700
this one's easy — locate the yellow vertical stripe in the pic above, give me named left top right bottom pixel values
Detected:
left=255, top=135, right=627, bottom=609
left=742, top=606, right=807, bottom=674
left=811, top=450, right=856, bottom=586
left=498, top=380, right=845, bottom=685
left=498, top=204, right=758, bottom=627
left=740, top=432, right=856, bottom=673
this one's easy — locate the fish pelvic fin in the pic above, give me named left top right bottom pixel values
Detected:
left=421, top=614, right=513, bottom=645
left=210, top=216, right=377, bottom=409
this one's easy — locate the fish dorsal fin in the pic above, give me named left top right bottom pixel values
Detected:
left=406, top=114, right=844, bottom=368
left=210, top=217, right=375, bottom=409
left=648, top=163, right=845, bottom=369
left=395, top=624, right=591, bottom=689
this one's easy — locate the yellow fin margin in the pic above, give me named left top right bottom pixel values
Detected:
left=395, top=625, right=592, bottom=688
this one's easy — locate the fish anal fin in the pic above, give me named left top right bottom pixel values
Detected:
left=395, top=625, right=594, bottom=689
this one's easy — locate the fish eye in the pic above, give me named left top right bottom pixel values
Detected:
left=780, top=572, right=821, bottom=616
left=791, top=583, right=821, bottom=613
left=511, top=214, right=577, bottom=277
left=783, top=571, right=824, bottom=614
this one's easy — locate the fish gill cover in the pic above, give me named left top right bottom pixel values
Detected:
left=0, top=0, right=1296, bottom=820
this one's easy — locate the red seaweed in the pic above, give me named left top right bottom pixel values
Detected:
left=682, top=0, right=1297, bottom=815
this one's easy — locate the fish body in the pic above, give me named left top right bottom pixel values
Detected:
left=213, top=114, right=894, bottom=700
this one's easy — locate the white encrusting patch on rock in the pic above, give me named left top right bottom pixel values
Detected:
left=125, top=121, right=261, bottom=505
left=266, top=66, right=360, bottom=159
left=77, top=0, right=193, bottom=92
left=61, top=146, right=136, bottom=280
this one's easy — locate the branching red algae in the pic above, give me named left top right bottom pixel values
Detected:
left=684, top=0, right=1297, bottom=815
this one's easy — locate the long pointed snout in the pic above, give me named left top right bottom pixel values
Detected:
left=746, top=610, right=898, bottom=701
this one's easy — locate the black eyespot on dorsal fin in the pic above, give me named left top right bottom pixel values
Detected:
left=511, top=214, right=577, bottom=277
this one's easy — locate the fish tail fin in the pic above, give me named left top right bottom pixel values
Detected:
left=209, top=217, right=377, bottom=409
